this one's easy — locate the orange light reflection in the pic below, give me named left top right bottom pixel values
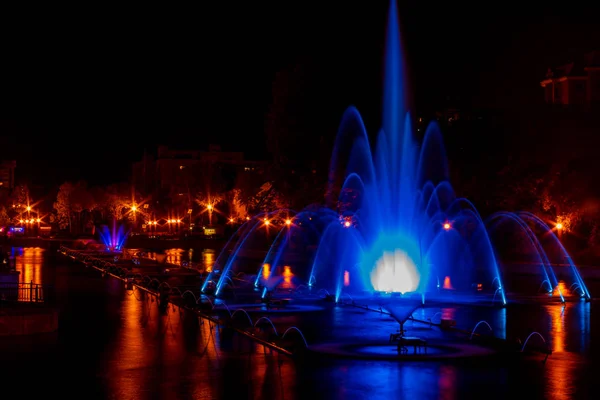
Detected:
left=262, top=264, right=270, bottom=280
left=442, top=276, right=453, bottom=290
left=202, top=249, right=215, bottom=273
left=15, top=247, right=44, bottom=284
left=281, top=265, right=294, bottom=288
left=547, top=304, right=566, bottom=353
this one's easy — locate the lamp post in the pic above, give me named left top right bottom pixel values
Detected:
left=207, top=204, right=213, bottom=225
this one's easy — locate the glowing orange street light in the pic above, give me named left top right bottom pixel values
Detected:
left=207, top=204, right=213, bottom=211
left=285, top=219, right=292, bottom=226
left=131, top=205, right=137, bottom=212
left=443, top=222, right=451, bottom=230
left=556, top=223, right=563, bottom=230
left=344, top=220, right=351, bottom=228
left=26, top=206, right=31, bottom=212
left=264, top=220, right=270, bottom=226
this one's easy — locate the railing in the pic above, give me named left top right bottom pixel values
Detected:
left=0, top=282, right=53, bottom=303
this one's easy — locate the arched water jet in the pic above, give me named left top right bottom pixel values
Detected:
left=201, top=220, right=255, bottom=292
left=339, top=292, right=354, bottom=304
left=469, top=321, right=493, bottom=340
left=181, top=290, right=198, bottom=304
left=254, top=317, right=279, bottom=336
left=281, top=327, right=309, bottom=348
left=517, top=212, right=590, bottom=300
left=428, top=312, right=442, bottom=326
left=538, top=280, right=553, bottom=293
left=492, top=288, right=504, bottom=305
left=215, top=303, right=232, bottom=317
left=214, top=216, right=268, bottom=295
left=158, top=281, right=171, bottom=292
left=327, top=106, right=375, bottom=207
left=488, top=212, right=561, bottom=302
left=521, top=331, right=547, bottom=353
left=230, top=309, right=253, bottom=327
left=197, top=295, right=215, bottom=309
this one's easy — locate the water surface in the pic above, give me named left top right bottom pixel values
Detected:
left=2, top=247, right=599, bottom=399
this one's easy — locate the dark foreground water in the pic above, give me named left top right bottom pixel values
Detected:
left=2, top=247, right=600, bottom=400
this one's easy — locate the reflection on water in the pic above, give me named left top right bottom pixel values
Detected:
left=262, top=263, right=270, bottom=280
left=164, top=248, right=184, bottom=265
left=202, top=249, right=215, bottom=272
left=441, top=307, right=455, bottom=321
left=578, top=302, right=591, bottom=353
left=553, top=280, right=571, bottom=297
left=14, top=247, right=44, bottom=284
left=547, top=304, right=566, bottom=353
left=438, top=365, right=458, bottom=400
left=281, top=265, right=294, bottom=288
left=132, top=248, right=216, bottom=273
left=100, top=285, right=296, bottom=399
left=492, top=307, right=507, bottom=340
left=3, top=248, right=599, bottom=399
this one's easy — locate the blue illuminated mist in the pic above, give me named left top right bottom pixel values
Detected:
left=313, top=0, right=505, bottom=303
left=202, top=0, right=590, bottom=305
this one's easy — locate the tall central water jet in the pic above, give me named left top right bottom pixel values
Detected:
left=316, top=0, right=506, bottom=304
left=205, top=0, right=588, bottom=304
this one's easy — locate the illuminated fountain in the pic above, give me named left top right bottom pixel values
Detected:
left=201, top=0, right=590, bottom=307
left=304, top=0, right=591, bottom=306
left=98, top=220, right=130, bottom=252
left=308, top=0, right=506, bottom=306
left=202, top=208, right=336, bottom=298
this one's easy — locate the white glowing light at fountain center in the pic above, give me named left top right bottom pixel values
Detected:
left=370, top=249, right=420, bottom=294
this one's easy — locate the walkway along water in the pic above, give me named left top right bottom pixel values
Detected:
left=58, top=246, right=294, bottom=357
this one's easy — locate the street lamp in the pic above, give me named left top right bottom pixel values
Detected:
left=206, top=204, right=214, bottom=225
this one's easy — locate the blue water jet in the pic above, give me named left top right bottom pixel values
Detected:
left=98, top=220, right=129, bottom=251
left=314, top=0, right=507, bottom=304
left=202, top=0, right=589, bottom=306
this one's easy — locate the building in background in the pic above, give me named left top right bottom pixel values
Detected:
left=132, top=144, right=267, bottom=196
left=541, top=51, right=600, bottom=106
left=0, top=160, right=16, bottom=191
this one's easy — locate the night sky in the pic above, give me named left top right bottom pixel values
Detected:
left=1, top=2, right=599, bottom=187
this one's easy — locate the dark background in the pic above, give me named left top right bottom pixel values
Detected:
left=1, top=2, right=599, bottom=187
